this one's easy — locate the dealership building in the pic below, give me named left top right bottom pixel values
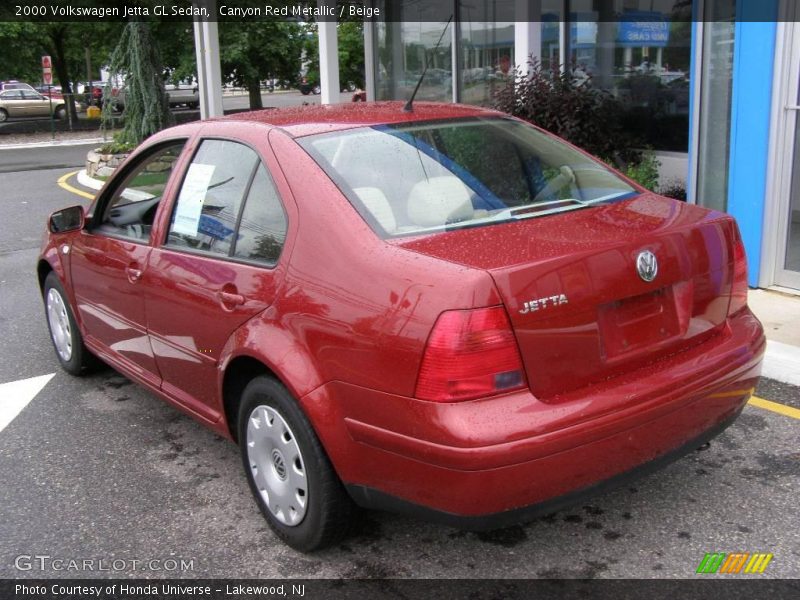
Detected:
left=196, top=0, right=797, bottom=292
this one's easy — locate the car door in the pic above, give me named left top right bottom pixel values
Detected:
left=144, top=138, right=289, bottom=420
left=20, top=90, right=50, bottom=116
left=0, top=90, right=24, bottom=117
left=69, top=140, right=188, bottom=386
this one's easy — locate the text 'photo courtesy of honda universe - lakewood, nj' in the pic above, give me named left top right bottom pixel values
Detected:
left=38, top=102, right=765, bottom=552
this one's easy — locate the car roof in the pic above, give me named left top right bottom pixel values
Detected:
left=215, top=101, right=504, bottom=137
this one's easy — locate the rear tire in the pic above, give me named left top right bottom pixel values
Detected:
left=55, top=106, right=67, bottom=120
left=238, top=376, right=354, bottom=552
left=0, top=108, right=8, bottom=122
left=43, top=272, right=98, bottom=375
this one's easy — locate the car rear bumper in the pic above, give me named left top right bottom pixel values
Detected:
left=300, top=308, right=764, bottom=521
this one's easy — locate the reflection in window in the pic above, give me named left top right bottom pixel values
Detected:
left=375, top=1, right=453, bottom=102
left=566, top=0, right=693, bottom=151
left=459, top=20, right=514, bottom=106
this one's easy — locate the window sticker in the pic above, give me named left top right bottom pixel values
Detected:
left=173, top=163, right=215, bottom=236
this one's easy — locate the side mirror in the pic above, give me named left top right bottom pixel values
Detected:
left=49, top=205, right=85, bottom=234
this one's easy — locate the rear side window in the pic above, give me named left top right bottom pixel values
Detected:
left=233, top=165, right=287, bottom=265
left=167, top=140, right=287, bottom=265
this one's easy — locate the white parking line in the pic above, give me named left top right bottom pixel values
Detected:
left=0, top=373, right=55, bottom=434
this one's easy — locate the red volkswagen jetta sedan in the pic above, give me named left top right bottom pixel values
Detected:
left=38, top=103, right=764, bottom=551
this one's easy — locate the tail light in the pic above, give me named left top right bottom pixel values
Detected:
left=415, top=306, right=527, bottom=402
left=729, top=223, right=748, bottom=315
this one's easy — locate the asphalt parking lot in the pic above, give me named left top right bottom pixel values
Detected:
left=0, top=159, right=798, bottom=580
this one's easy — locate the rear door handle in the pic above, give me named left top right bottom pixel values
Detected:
left=126, top=266, right=143, bottom=283
left=219, top=291, right=245, bottom=307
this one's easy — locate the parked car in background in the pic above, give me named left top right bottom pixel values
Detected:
left=38, top=102, right=764, bottom=552
left=165, top=83, right=199, bottom=109
left=0, top=80, right=37, bottom=93
left=113, top=83, right=199, bottom=111
left=0, top=88, right=69, bottom=121
left=34, top=85, right=64, bottom=100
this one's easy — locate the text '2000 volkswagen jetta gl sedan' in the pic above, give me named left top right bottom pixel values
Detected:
left=38, top=102, right=765, bottom=551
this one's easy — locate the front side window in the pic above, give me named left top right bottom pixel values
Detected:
left=95, top=141, right=186, bottom=242
left=299, top=117, right=637, bottom=237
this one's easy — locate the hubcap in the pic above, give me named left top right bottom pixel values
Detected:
left=46, top=288, right=73, bottom=362
left=246, top=405, right=307, bottom=526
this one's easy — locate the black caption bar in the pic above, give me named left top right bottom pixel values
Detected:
left=0, top=0, right=792, bottom=23
left=3, top=579, right=800, bottom=600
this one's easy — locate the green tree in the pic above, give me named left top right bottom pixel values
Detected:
left=103, top=21, right=172, bottom=146
left=302, top=21, right=366, bottom=91
left=220, top=21, right=304, bottom=110
left=0, top=22, right=122, bottom=119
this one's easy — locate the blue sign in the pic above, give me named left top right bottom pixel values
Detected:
left=198, top=214, right=235, bottom=240
left=618, top=11, right=670, bottom=47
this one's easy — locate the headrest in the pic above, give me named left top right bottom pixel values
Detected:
left=353, top=187, right=397, bottom=233
left=407, top=177, right=474, bottom=228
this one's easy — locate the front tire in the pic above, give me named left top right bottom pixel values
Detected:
left=43, top=272, right=97, bottom=375
left=238, top=376, right=353, bottom=552
left=0, top=108, right=8, bottom=122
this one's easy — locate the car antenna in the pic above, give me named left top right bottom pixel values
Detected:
left=403, top=15, right=453, bottom=113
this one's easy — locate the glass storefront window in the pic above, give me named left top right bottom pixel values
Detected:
left=459, top=20, right=514, bottom=106
left=541, top=0, right=563, bottom=73
left=375, top=1, right=453, bottom=103
left=565, top=0, right=693, bottom=152
left=695, top=1, right=737, bottom=212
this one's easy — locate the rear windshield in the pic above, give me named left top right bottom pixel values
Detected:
left=299, top=117, right=637, bottom=238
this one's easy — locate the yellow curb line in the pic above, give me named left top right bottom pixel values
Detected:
left=749, top=396, right=800, bottom=420
left=57, top=171, right=95, bottom=200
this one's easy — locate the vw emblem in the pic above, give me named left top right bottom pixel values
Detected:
left=636, top=250, right=658, bottom=282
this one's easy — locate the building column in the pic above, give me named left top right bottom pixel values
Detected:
left=514, top=0, right=542, bottom=73
left=318, top=0, right=340, bottom=105
left=364, top=19, right=376, bottom=100
left=193, top=0, right=224, bottom=119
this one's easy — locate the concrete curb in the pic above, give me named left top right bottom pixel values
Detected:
left=762, top=340, right=800, bottom=387
left=0, top=137, right=104, bottom=150
left=76, top=169, right=103, bottom=191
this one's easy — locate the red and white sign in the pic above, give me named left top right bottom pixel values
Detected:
left=42, top=55, right=52, bottom=86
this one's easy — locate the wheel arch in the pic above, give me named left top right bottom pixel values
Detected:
left=221, top=355, right=275, bottom=443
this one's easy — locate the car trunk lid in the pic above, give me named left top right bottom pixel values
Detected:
left=394, top=195, right=737, bottom=400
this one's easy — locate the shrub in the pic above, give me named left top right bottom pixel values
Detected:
left=493, top=58, right=641, bottom=167
left=660, top=178, right=688, bottom=201
left=98, top=133, right=135, bottom=155
left=620, top=150, right=660, bottom=192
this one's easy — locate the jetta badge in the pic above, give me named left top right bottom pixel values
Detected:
left=636, top=250, right=658, bottom=282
